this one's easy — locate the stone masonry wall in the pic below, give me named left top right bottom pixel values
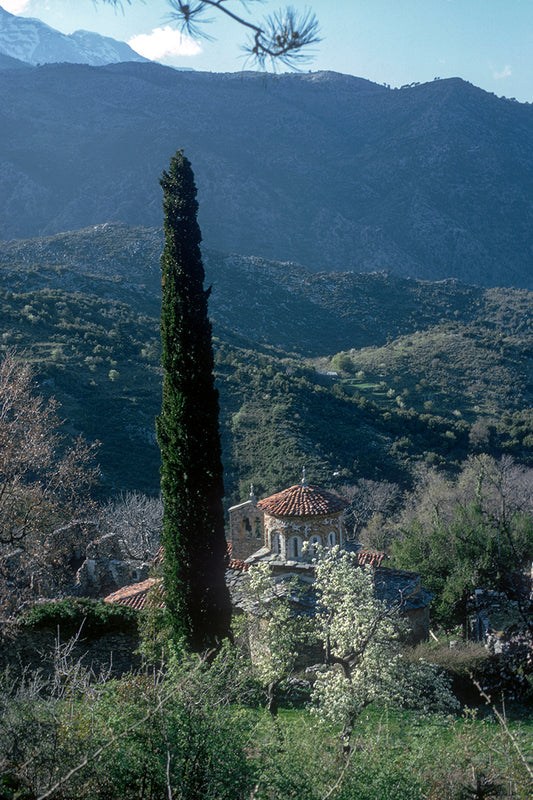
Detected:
left=263, top=511, right=345, bottom=559
left=229, top=500, right=265, bottom=560
left=0, top=623, right=140, bottom=680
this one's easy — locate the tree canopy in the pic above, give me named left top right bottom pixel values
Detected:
left=392, top=456, right=533, bottom=631
left=0, top=352, right=99, bottom=549
left=0, top=351, right=99, bottom=613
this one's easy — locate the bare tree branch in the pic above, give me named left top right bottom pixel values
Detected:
left=473, top=679, right=533, bottom=784
left=101, top=491, right=162, bottom=561
left=0, top=352, right=99, bottom=549
left=35, top=655, right=209, bottom=800
left=0, top=352, right=100, bottom=615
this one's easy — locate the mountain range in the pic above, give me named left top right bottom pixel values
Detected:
left=0, top=59, right=531, bottom=287
left=0, top=5, right=147, bottom=66
left=0, top=222, right=497, bottom=356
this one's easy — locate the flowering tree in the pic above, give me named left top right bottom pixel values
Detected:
left=244, top=561, right=311, bottom=715
left=312, top=547, right=458, bottom=751
left=312, top=548, right=402, bottom=747
left=243, top=548, right=457, bottom=740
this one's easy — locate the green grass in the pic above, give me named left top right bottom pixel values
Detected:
left=254, top=704, right=533, bottom=799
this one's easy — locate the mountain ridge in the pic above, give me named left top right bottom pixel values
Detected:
left=0, top=62, right=531, bottom=287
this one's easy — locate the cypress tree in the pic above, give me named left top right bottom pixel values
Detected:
left=156, top=150, right=232, bottom=651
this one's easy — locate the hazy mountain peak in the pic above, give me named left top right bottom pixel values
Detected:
left=0, top=5, right=148, bottom=66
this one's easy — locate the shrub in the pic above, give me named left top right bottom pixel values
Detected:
left=19, top=597, right=139, bottom=637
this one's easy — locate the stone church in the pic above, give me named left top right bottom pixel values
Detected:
left=227, top=473, right=431, bottom=643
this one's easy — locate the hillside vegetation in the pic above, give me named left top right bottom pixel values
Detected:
left=1, top=225, right=533, bottom=504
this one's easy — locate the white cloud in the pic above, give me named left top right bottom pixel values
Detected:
left=493, top=65, right=512, bottom=80
left=1, top=1, right=32, bottom=12
left=128, top=27, right=201, bottom=62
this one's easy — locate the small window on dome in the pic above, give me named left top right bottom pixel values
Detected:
left=327, top=531, right=336, bottom=548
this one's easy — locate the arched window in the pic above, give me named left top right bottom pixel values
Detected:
left=289, top=536, right=302, bottom=558
left=327, top=531, right=336, bottom=548
left=272, top=532, right=282, bottom=555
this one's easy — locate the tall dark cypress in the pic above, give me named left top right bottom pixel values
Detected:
left=156, top=150, right=232, bottom=651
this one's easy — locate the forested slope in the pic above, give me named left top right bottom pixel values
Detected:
left=1, top=225, right=533, bottom=503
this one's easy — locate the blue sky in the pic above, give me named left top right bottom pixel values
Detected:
left=3, top=0, right=533, bottom=102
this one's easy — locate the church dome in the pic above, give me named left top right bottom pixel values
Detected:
left=257, top=483, right=349, bottom=518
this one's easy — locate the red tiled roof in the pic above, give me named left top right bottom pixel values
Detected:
left=257, top=484, right=349, bottom=517
left=356, top=550, right=385, bottom=568
left=103, top=578, right=163, bottom=610
left=103, top=551, right=388, bottom=612
left=227, top=559, right=249, bottom=570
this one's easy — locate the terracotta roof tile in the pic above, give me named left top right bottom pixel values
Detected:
left=227, top=559, right=249, bottom=570
left=356, top=550, right=385, bottom=568
left=103, top=558, right=430, bottom=614
left=257, top=484, right=349, bottom=517
left=103, top=578, right=163, bottom=610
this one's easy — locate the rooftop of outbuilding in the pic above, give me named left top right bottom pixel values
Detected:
left=103, top=577, right=162, bottom=611
left=103, top=559, right=429, bottom=616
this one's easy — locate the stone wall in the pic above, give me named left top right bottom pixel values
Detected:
left=0, top=623, right=140, bottom=680
left=263, top=511, right=345, bottom=560
left=75, top=532, right=152, bottom=598
left=401, top=605, right=431, bottom=645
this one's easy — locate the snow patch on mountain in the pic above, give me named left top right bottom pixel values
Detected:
left=0, top=5, right=148, bottom=65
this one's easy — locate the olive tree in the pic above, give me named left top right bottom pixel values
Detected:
left=393, top=456, right=533, bottom=632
